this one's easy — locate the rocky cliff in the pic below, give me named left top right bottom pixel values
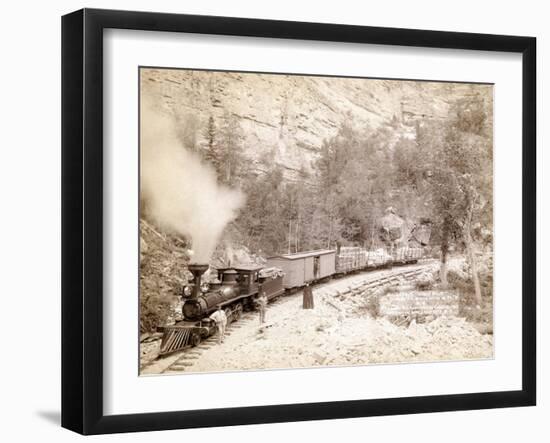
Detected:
left=141, top=68, right=490, bottom=177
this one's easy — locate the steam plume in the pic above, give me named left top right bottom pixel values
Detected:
left=140, top=100, right=244, bottom=263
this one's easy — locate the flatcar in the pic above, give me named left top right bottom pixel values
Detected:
left=393, top=246, right=423, bottom=264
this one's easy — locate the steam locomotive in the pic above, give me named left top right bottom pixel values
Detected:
left=182, top=263, right=284, bottom=322
left=158, top=246, right=423, bottom=356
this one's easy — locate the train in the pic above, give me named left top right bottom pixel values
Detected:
left=157, top=246, right=424, bottom=356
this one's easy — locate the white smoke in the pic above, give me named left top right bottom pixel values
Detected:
left=140, top=100, right=245, bottom=263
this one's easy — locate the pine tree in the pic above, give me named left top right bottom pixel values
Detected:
left=203, top=115, right=218, bottom=168
left=217, top=112, right=245, bottom=186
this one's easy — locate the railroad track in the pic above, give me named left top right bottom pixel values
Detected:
left=160, top=313, right=255, bottom=373
left=159, top=295, right=294, bottom=374
left=337, top=266, right=430, bottom=295
left=144, top=261, right=435, bottom=375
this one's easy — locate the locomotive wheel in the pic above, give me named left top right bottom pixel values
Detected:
left=224, top=307, right=233, bottom=324
left=190, top=332, right=201, bottom=347
left=234, top=304, right=243, bottom=321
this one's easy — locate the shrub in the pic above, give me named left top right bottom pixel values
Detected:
left=415, top=271, right=435, bottom=291
left=384, top=285, right=400, bottom=294
left=139, top=219, right=190, bottom=333
left=140, top=293, right=178, bottom=333
left=364, top=294, right=380, bottom=318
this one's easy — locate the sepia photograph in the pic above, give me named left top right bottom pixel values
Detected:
left=138, top=67, right=494, bottom=376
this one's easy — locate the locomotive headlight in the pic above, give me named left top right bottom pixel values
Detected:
left=183, top=286, right=192, bottom=297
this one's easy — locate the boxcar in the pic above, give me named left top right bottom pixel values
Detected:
left=266, top=249, right=336, bottom=289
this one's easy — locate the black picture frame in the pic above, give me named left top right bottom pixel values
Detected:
left=61, top=8, right=536, bottom=435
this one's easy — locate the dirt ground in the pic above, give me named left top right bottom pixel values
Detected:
left=141, top=263, right=493, bottom=375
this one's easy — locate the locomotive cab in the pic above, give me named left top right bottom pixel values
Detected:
left=235, top=265, right=262, bottom=296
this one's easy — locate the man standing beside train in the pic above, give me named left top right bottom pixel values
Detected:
left=257, top=291, right=268, bottom=324
left=210, top=306, right=228, bottom=344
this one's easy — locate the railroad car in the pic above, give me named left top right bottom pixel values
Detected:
left=392, top=246, right=423, bottom=264
left=266, top=249, right=336, bottom=289
left=335, top=246, right=394, bottom=273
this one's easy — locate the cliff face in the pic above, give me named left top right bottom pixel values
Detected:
left=141, top=68, right=489, bottom=177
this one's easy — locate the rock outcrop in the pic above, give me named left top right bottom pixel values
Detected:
left=141, top=68, right=490, bottom=178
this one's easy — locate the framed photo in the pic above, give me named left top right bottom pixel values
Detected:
left=61, top=8, right=536, bottom=435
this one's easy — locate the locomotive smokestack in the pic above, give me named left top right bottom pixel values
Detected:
left=187, top=263, right=209, bottom=299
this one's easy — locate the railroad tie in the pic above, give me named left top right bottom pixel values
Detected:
left=177, top=361, right=195, bottom=367
left=166, top=365, right=186, bottom=372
